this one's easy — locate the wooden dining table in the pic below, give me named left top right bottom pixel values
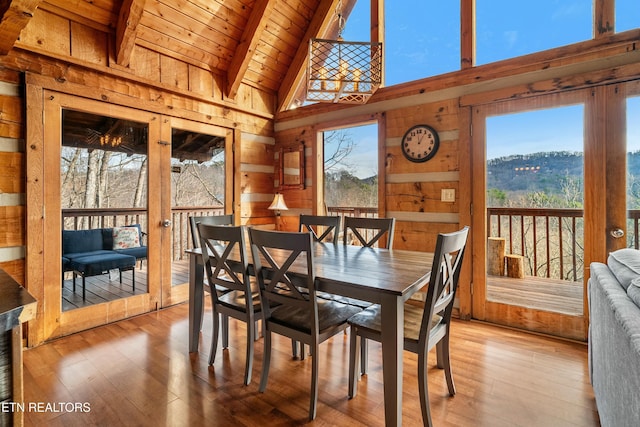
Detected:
left=187, top=241, right=434, bottom=427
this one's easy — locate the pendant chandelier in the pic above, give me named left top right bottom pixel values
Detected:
left=306, top=2, right=382, bottom=104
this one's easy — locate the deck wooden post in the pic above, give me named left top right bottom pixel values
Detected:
left=505, top=254, right=525, bottom=278
left=487, top=237, right=506, bottom=276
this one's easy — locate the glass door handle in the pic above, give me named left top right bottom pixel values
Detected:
left=162, top=219, right=172, bottom=228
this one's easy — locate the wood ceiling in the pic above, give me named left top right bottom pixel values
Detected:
left=0, top=0, right=359, bottom=111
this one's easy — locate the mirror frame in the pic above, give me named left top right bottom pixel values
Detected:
left=279, top=142, right=305, bottom=190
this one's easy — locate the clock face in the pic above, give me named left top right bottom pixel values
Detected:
left=401, top=124, right=439, bottom=163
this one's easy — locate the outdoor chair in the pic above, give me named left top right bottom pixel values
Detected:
left=199, top=223, right=260, bottom=385
left=248, top=228, right=362, bottom=420
left=346, top=226, right=469, bottom=427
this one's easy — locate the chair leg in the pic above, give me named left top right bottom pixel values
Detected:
left=438, top=335, right=456, bottom=396
left=360, top=338, right=368, bottom=375
left=259, top=331, right=272, bottom=392
left=244, top=317, right=254, bottom=386
left=291, top=340, right=306, bottom=359
left=309, top=344, right=319, bottom=420
left=418, top=348, right=433, bottom=427
left=348, top=330, right=360, bottom=399
left=222, top=315, right=229, bottom=349
left=209, top=310, right=220, bottom=366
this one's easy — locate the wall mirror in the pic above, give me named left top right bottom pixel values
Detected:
left=279, top=142, right=305, bottom=189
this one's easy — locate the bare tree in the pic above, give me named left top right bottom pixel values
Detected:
left=133, top=157, right=147, bottom=208
left=323, top=129, right=357, bottom=172
left=83, top=150, right=100, bottom=209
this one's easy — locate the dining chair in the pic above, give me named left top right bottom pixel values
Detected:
left=346, top=226, right=469, bottom=427
left=198, top=223, right=260, bottom=385
left=295, top=214, right=341, bottom=358
left=189, top=214, right=235, bottom=248
left=248, top=228, right=363, bottom=420
left=190, top=214, right=235, bottom=345
left=299, top=214, right=341, bottom=244
left=342, top=216, right=397, bottom=368
left=343, top=216, right=396, bottom=248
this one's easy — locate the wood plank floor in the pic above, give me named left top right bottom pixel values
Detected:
left=22, top=302, right=600, bottom=427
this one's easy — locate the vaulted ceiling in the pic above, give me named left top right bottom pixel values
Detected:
left=0, top=0, right=360, bottom=111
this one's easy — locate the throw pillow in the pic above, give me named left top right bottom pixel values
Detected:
left=608, top=248, right=640, bottom=291
left=112, top=226, right=140, bottom=249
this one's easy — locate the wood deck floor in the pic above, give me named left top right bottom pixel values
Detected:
left=487, top=275, right=584, bottom=316
left=63, top=264, right=585, bottom=318
left=62, top=260, right=190, bottom=311
left=22, top=302, right=599, bottom=426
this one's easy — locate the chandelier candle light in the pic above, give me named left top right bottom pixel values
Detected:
left=306, top=3, right=382, bottom=104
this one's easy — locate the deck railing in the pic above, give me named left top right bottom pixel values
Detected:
left=488, top=207, right=640, bottom=282
left=62, top=206, right=640, bottom=278
left=487, top=207, right=584, bottom=281
left=63, top=206, right=225, bottom=261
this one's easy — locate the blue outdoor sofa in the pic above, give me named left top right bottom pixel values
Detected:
left=62, top=224, right=147, bottom=300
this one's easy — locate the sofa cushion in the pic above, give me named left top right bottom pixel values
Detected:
left=628, top=279, right=640, bottom=308
left=607, top=248, right=640, bottom=291
left=62, top=229, right=106, bottom=254
left=112, top=226, right=140, bottom=249
left=70, top=253, right=136, bottom=276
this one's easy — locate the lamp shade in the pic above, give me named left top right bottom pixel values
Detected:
left=268, top=194, right=288, bottom=211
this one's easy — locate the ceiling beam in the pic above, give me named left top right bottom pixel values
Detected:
left=371, top=0, right=384, bottom=86
left=0, top=0, right=41, bottom=55
left=115, top=0, right=146, bottom=67
left=226, top=0, right=274, bottom=100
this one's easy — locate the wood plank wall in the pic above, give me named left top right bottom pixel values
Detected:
left=0, top=68, right=24, bottom=284
left=0, top=6, right=280, bottom=343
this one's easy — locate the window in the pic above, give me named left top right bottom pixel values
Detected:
left=342, top=1, right=460, bottom=86
left=476, top=0, right=592, bottom=65
left=323, top=123, right=378, bottom=211
left=616, top=0, right=640, bottom=33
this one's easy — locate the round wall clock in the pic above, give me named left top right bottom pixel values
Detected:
left=401, top=124, right=439, bottom=163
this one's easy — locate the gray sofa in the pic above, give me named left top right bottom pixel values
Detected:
left=588, top=248, right=640, bottom=427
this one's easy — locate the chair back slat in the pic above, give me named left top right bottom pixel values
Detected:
left=299, top=214, right=341, bottom=244
left=248, top=229, right=317, bottom=318
left=343, top=216, right=396, bottom=248
left=189, top=214, right=234, bottom=248
left=198, top=224, right=249, bottom=302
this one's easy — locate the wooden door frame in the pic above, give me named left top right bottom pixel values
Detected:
left=470, top=89, right=593, bottom=340
left=158, top=116, right=234, bottom=307
left=27, top=89, right=161, bottom=344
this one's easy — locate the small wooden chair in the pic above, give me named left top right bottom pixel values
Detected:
left=346, top=226, right=469, bottom=427
left=248, top=228, right=362, bottom=420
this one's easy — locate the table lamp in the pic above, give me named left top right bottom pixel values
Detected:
left=268, top=193, right=288, bottom=230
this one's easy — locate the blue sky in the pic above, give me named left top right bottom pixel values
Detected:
left=325, top=1, right=639, bottom=177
